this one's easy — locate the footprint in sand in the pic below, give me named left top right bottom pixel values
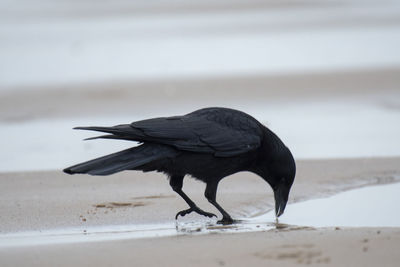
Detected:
left=94, top=201, right=148, bottom=209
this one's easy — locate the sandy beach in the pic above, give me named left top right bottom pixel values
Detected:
left=1, top=0, right=400, bottom=266
left=1, top=157, right=400, bottom=266
left=3, top=227, right=400, bottom=267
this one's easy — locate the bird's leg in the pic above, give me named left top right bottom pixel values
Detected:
left=205, top=182, right=234, bottom=225
left=170, top=175, right=217, bottom=219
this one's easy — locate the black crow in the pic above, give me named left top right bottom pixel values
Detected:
left=64, top=107, right=296, bottom=224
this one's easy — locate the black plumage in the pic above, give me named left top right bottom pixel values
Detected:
left=64, top=107, right=296, bottom=224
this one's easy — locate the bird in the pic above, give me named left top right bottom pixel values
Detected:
left=64, top=107, right=296, bottom=224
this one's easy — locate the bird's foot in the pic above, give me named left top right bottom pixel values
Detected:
left=175, top=206, right=217, bottom=219
left=217, top=216, right=234, bottom=225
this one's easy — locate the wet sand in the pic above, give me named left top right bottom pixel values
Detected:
left=2, top=227, right=400, bottom=267
left=1, top=157, right=400, bottom=266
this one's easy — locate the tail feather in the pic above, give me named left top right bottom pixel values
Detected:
left=74, top=125, right=144, bottom=141
left=75, top=125, right=147, bottom=143
left=63, top=144, right=177, bottom=176
left=84, top=135, right=138, bottom=141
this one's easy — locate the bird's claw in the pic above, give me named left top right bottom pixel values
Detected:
left=217, top=217, right=234, bottom=225
left=175, top=206, right=217, bottom=219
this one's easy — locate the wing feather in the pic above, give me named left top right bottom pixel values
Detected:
left=130, top=108, right=262, bottom=156
left=77, top=108, right=263, bottom=157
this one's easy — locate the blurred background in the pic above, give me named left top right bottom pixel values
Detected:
left=1, top=0, right=400, bottom=172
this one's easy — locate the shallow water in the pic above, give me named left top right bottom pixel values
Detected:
left=1, top=182, right=399, bottom=248
left=0, top=221, right=274, bottom=248
left=254, top=182, right=400, bottom=228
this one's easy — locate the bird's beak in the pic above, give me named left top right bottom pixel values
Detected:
left=274, top=185, right=288, bottom=218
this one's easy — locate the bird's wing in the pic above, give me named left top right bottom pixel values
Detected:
left=130, top=108, right=263, bottom=157
left=76, top=108, right=263, bottom=157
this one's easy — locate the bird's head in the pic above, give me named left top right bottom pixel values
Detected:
left=258, top=145, right=296, bottom=218
left=271, top=146, right=295, bottom=218
left=272, top=175, right=294, bottom=218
